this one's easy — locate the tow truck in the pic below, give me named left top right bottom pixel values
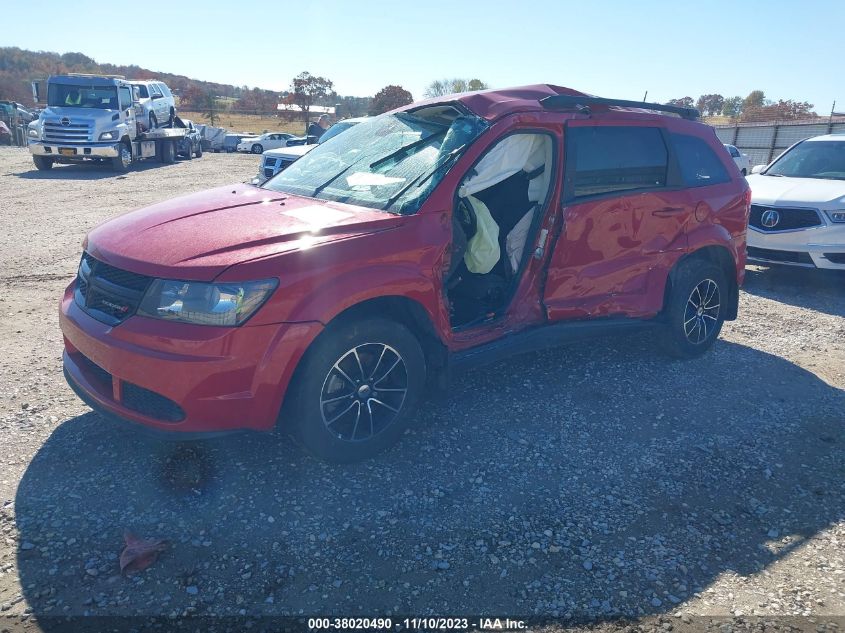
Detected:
left=27, top=73, right=189, bottom=173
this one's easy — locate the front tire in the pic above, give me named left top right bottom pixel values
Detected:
left=661, top=260, right=727, bottom=358
left=741, top=168, right=747, bottom=176
left=290, top=318, right=426, bottom=462
left=149, top=113, right=157, bottom=131
left=194, top=144, right=203, bottom=158
left=111, top=141, right=132, bottom=172
left=251, top=144, right=263, bottom=154
left=33, top=156, right=53, bottom=171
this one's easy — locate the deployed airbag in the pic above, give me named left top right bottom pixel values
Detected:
left=463, top=196, right=500, bottom=274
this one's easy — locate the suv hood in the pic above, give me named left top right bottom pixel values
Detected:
left=263, top=144, right=315, bottom=159
left=86, top=184, right=407, bottom=281
left=746, top=174, right=845, bottom=207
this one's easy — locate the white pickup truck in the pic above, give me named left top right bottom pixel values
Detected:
left=257, top=117, right=366, bottom=181
left=27, top=73, right=188, bottom=173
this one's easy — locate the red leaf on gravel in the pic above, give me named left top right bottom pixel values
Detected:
left=119, top=530, right=168, bottom=574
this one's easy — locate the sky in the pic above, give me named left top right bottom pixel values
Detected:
left=3, top=0, right=842, bottom=112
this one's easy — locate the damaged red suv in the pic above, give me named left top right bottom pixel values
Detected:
left=61, top=85, right=750, bottom=461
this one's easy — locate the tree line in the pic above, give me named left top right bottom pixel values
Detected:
left=665, top=90, right=817, bottom=122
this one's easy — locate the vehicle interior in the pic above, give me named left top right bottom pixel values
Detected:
left=446, top=133, right=554, bottom=328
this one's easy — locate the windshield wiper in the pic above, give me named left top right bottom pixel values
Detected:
left=382, top=145, right=467, bottom=211
left=310, top=152, right=374, bottom=197
left=765, top=173, right=784, bottom=177
left=369, top=130, right=447, bottom=170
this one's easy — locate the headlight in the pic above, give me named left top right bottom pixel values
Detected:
left=826, top=211, right=845, bottom=223
left=99, top=131, right=119, bottom=141
left=28, top=127, right=39, bottom=138
left=137, top=279, right=277, bottom=326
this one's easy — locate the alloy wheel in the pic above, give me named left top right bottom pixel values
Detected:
left=320, top=343, right=408, bottom=442
left=683, top=279, right=720, bottom=344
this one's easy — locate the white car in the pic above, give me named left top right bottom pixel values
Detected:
left=237, top=132, right=295, bottom=154
left=724, top=144, right=751, bottom=176
left=745, top=134, right=845, bottom=270
left=257, top=117, right=366, bottom=180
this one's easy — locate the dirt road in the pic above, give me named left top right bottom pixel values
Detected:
left=0, top=146, right=843, bottom=630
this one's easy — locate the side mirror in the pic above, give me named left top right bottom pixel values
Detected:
left=750, top=165, right=766, bottom=175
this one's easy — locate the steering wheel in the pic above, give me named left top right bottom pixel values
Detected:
left=458, top=197, right=478, bottom=238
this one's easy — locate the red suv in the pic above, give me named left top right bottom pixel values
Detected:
left=60, top=85, right=750, bottom=461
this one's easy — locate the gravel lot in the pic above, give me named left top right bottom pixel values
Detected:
left=0, top=146, right=843, bottom=631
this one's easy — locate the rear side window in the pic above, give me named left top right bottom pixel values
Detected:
left=569, top=126, right=668, bottom=198
left=158, top=83, right=172, bottom=97
left=673, top=134, right=732, bottom=187
left=727, top=145, right=740, bottom=158
left=150, top=84, right=162, bottom=98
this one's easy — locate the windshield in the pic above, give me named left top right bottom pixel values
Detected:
left=766, top=140, right=845, bottom=180
left=47, top=83, right=119, bottom=109
left=262, top=108, right=487, bottom=214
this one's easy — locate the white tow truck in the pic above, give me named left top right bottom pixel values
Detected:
left=27, top=73, right=189, bottom=173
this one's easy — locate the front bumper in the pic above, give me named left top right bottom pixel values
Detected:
left=29, top=140, right=119, bottom=159
left=747, top=224, right=845, bottom=269
left=59, top=283, right=323, bottom=435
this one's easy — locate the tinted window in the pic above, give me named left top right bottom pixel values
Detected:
left=726, top=145, right=740, bottom=157
left=570, top=126, right=668, bottom=198
left=136, top=85, right=149, bottom=99
left=673, top=134, right=731, bottom=187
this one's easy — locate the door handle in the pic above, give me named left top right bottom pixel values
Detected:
left=652, top=207, right=685, bottom=217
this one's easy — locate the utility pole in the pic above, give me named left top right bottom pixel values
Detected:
left=642, top=91, right=648, bottom=102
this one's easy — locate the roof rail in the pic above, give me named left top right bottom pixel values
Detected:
left=540, top=95, right=699, bottom=120
left=64, top=73, right=127, bottom=80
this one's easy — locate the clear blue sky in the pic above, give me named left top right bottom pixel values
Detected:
left=4, top=0, right=842, bottom=112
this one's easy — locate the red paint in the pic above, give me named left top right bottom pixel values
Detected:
left=60, top=85, right=749, bottom=435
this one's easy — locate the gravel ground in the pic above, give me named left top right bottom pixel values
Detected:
left=0, top=146, right=843, bottom=631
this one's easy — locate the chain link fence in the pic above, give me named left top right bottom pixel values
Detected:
left=712, top=116, right=845, bottom=167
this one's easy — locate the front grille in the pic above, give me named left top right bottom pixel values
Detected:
left=122, top=382, right=185, bottom=422
left=747, top=246, right=815, bottom=266
left=75, top=253, right=152, bottom=325
left=43, top=119, right=93, bottom=143
left=76, top=352, right=112, bottom=389
left=262, top=157, right=294, bottom=179
left=749, top=204, right=822, bottom=232
left=824, top=252, right=845, bottom=264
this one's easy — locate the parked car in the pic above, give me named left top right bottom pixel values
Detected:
left=724, top=144, right=750, bottom=175
left=177, top=119, right=203, bottom=159
left=745, top=134, right=845, bottom=269
left=59, top=85, right=749, bottom=462
left=237, top=132, right=295, bottom=154
left=220, top=133, right=251, bottom=153
left=258, top=117, right=366, bottom=180
left=130, top=80, right=176, bottom=131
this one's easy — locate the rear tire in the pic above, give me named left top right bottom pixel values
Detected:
left=661, top=259, right=727, bottom=358
left=33, top=156, right=53, bottom=171
left=183, top=142, right=193, bottom=160
left=290, top=318, right=426, bottom=462
left=251, top=144, right=263, bottom=154
left=160, top=140, right=176, bottom=164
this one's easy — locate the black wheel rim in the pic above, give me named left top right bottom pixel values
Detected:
left=684, top=278, right=720, bottom=344
left=320, top=343, right=408, bottom=442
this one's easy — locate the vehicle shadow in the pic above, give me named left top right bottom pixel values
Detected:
left=743, top=264, right=845, bottom=318
left=13, top=336, right=845, bottom=625
left=9, top=160, right=186, bottom=181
